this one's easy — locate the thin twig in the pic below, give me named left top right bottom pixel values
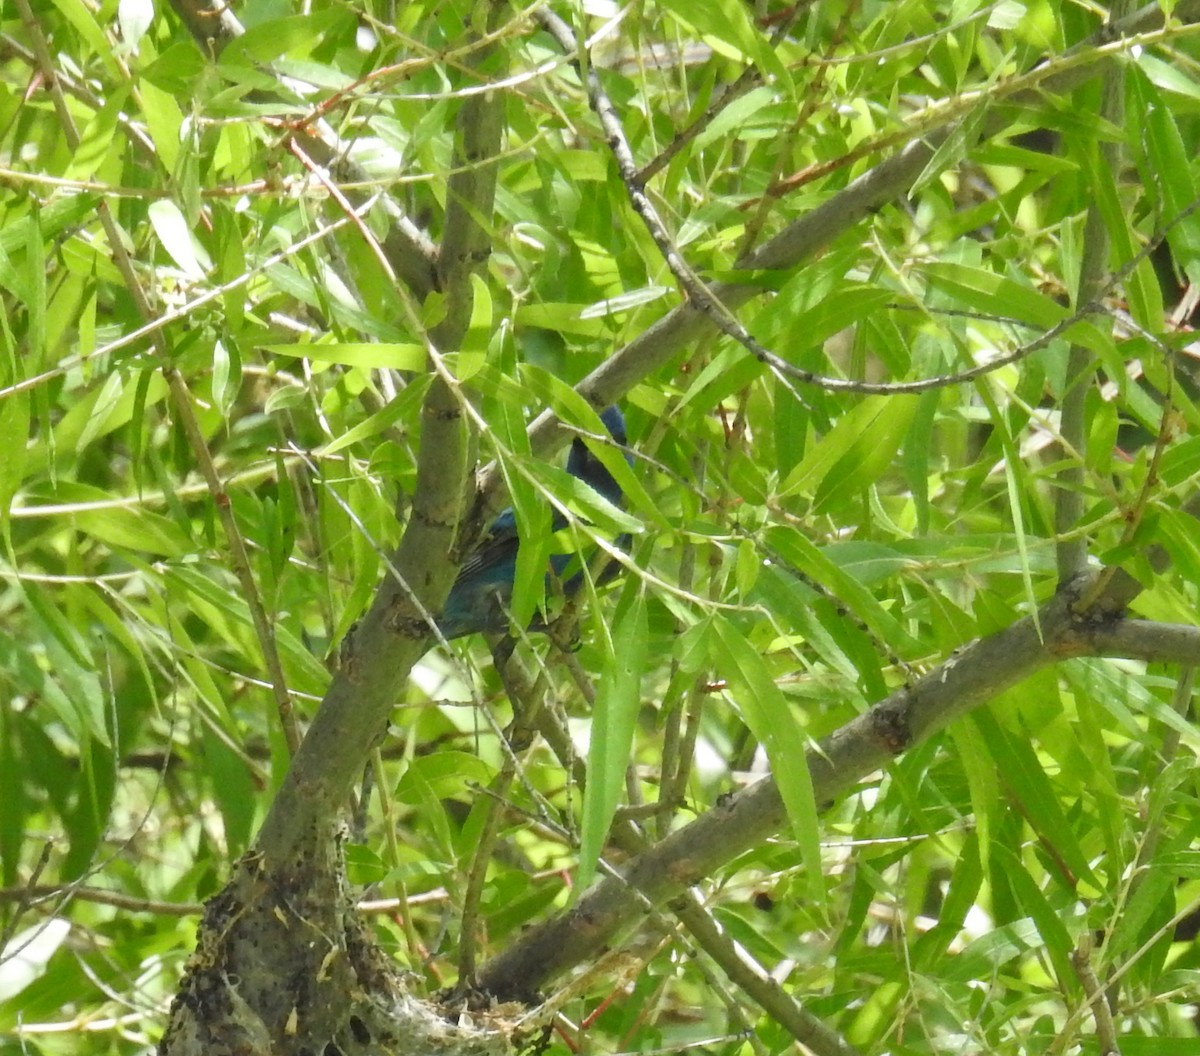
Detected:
left=474, top=569, right=1200, bottom=998
left=673, top=892, right=863, bottom=1056
left=11, top=0, right=302, bottom=754
left=636, top=1, right=816, bottom=184
left=1056, top=1, right=1131, bottom=578
left=1071, top=934, right=1122, bottom=1056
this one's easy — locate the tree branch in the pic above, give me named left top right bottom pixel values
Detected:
left=478, top=1, right=1200, bottom=520
left=254, top=21, right=509, bottom=867
left=475, top=565, right=1200, bottom=999
left=672, top=892, right=863, bottom=1056
left=163, top=0, right=440, bottom=299
left=1056, top=1, right=1133, bottom=578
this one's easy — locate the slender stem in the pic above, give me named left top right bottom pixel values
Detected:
left=1071, top=934, right=1122, bottom=1056
left=475, top=569, right=1200, bottom=998
left=1056, top=3, right=1129, bottom=577
left=11, top=0, right=301, bottom=755
left=458, top=646, right=551, bottom=985
left=673, top=893, right=864, bottom=1056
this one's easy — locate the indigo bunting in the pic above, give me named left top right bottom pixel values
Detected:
left=437, top=406, right=632, bottom=640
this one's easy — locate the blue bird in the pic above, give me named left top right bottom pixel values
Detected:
left=437, top=406, right=632, bottom=640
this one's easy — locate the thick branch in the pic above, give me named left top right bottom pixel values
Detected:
left=255, top=386, right=467, bottom=863
left=475, top=569, right=1200, bottom=999
left=482, top=0, right=1200, bottom=518
left=254, top=30, right=508, bottom=867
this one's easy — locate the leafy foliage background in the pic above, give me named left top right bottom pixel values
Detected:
left=3, top=0, right=1200, bottom=1053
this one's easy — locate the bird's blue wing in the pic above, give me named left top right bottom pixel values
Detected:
left=437, top=405, right=633, bottom=641
left=436, top=511, right=520, bottom=639
left=565, top=405, right=633, bottom=510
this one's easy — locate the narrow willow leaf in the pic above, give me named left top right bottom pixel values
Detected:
left=25, top=585, right=109, bottom=747
left=24, top=204, right=45, bottom=374
left=519, top=364, right=665, bottom=531
left=66, top=88, right=129, bottom=183
left=460, top=272, right=493, bottom=375
left=712, top=615, right=823, bottom=903
left=971, top=711, right=1099, bottom=892
left=993, top=844, right=1077, bottom=993
left=780, top=394, right=916, bottom=503
left=655, top=0, right=790, bottom=94
left=202, top=724, right=257, bottom=857
left=1130, top=70, right=1200, bottom=286
left=45, top=0, right=117, bottom=73
left=1002, top=456, right=1039, bottom=636
left=52, top=484, right=192, bottom=558
left=577, top=589, right=647, bottom=895
left=74, top=372, right=125, bottom=455
left=263, top=342, right=426, bottom=371
left=514, top=303, right=613, bottom=337
left=0, top=390, right=29, bottom=545
left=219, top=10, right=348, bottom=65
left=947, top=721, right=996, bottom=874
left=138, top=79, right=184, bottom=178
left=764, top=526, right=923, bottom=655
left=320, top=378, right=427, bottom=457
left=211, top=339, right=242, bottom=420
left=496, top=404, right=551, bottom=630
left=148, top=200, right=210, bottom=280
left=579, top=285, right=672, bottom=318
left=1082, top=130, right=1161, bottom=333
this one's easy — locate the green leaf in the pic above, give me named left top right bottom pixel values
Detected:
left=514, top=303, right=613, bottom=337
left=211, top=338, right=241, bottom=419
left=711, top=615, right=823, bottom=904
left=579, top=286, right=673, bottom=319
left=0, top=196, right=95, bottom=260
left=971, top=711, right=1099, bottom=893
left=780, top=395, right=917, bottom=510
left=655, top=0, right=791, bottom=94
left=149, top=200, right=211, bottom=280
left=519, top=366, right=666, bottom=531
left=1081, top=126, right=1161, bottom=333
left=263, top=342, right=427, bottom=371
left=139, top=79, right=184, bottom=174
left=45, top=0, right=118, bottom=73
left=943, top=918, right=1042, bottom=982
left=0, top=389, right=29, bottom=546
left=911, top=97, right=988, bottom=196
left=1129, top=69, right=1200, bottom=286
left=921, top=261, right=1068, bottom=330
left=220, top=11, right=350, bottom=65
left=74, top=370, right=126, bottom=454
left=51, top=483, right=192, bottom=557
left=992, top=844, right=1077, bottom=993
left=320, top=378, right=428, bottom=457
left=141, top=42, right=207, bottom=95
left=947, top=721, right=997, bottom=874
left=577, top=589, right=647, bottom=894
left=201, top=724, right=258, bottom=856
left=496, top=403, right=551, bottom=631
left=23, top=204, right=45, bottom=375
left=65, top=86, right=130, bottom=183
left=459, top=272, right=493, bottom=377
left=24, top=585, right=109, bottom=747
left=395, top=752, right=497, bottom=803
left=763, top=526, right=924, bottom=656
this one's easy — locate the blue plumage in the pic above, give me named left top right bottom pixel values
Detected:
left=436, top=406, right=632, bottom=640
